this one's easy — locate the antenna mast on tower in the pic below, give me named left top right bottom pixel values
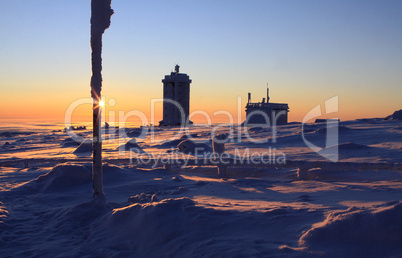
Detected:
left=266, top=82, right=270, bottom=103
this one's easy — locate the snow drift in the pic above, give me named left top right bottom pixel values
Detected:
left=126, top=128, right=147, bottom=138
left=86, top=197, right=296, bottom=257
left=385, top=109, right=402, bottom=120
left=315, top=125, right=350, bottom=134
left=299, top=202, right=402, bottom=256
left=321, top=142, right=371, bottom=153
left=177, top=139, right=212, bottom=155
left=116, top=139, right=146, bottom=153
left=156, top=135, right=190, bottom=148
left=73, top=139, right=92, bottom=154
left=34, top=164, right=91, bottom=192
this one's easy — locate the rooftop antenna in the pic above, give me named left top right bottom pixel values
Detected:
left=266, top=82, right=270, bottom=103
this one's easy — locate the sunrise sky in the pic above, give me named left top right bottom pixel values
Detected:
left=1, top=0, right=401, bottom=124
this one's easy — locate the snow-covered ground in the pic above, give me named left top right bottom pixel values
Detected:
left=1, top=117, right=402, bottom=257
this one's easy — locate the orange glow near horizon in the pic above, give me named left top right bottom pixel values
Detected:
left=0, top=93, right=399, bottom=125
left=0, top=81, right=400, bottom=125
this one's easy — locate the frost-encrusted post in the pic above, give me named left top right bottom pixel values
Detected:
left=212, top=135, right=227, bottom=178
left=90, top=0, right=113, bottom=198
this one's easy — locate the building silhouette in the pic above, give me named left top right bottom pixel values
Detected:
left=159, top=65, right=193, bottom=126
left=244, top=87, right=289, bottom=126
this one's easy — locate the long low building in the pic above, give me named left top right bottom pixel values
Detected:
left=244, top=88, right=289, bottom=126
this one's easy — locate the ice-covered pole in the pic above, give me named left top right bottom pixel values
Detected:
left=90, top=0, right=113, bottom=198
left=212, top=134, right=227, bottom=178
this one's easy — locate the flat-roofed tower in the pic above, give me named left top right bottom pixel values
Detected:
left=159, top=65, right=193, bottom=126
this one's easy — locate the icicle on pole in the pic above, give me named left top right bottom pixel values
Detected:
left=90, top=0, right=113, bottom=198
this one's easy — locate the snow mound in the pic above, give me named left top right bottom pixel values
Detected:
left=315, top=125, right=350, bottom=134
left=156, top=134, right=202, bottom=149
left=102, top=164, right=133, bottom=184
left=88, top=197, right=198, bottom=253
left=44, top=197, right=110, bottom=235
left=87, top=198, right=299, bottom=256
left=298, top=124, right=317, bottom=134
left=35, top=164, right=91, bottom=192
left=156, top=135, right=189, bottom=148
left=385, top=109, right=402, bottom=120
left=299, top=202, right=402, bottom=256
left=116, top=139, right=146, bottom=153
left=177, top=139, right=212, bottom=155
left=73, top=139, right=92, bottom=154
left=61, top=137, right=80, bottom=147
left=126, top=128, right=147, bottom=138
left=62, top=141, right=80, bottom=148
left=327, top=142, right=370, bottom=151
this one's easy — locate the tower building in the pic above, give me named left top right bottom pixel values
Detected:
left=159, top=65, right=193, bottom=126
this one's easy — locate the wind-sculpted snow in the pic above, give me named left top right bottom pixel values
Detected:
left=0, top=131, right=35, bottom=138
left=177, top=139, right=212, bottom=155
left=34, top=164, right=92, bottom=193
left=335, top=142, right=370, bottom=150
left=61, top=137, right=81, bottom=148
left=298, top=202, right=402, bottom=256
left=155, top=135, right=191, bottom=148
left=386, top=109, right=402, bottom=120
left=73, top=139, right=92, bottom=154
left=43, top=197, right=111, bottom=235
left=315, top=125, right=351, bottom=134
left=116, top=139, right=146, bottom=153
left=320, top=142, right=371, bottom=155
left=0, top=201, right=8, bottom=223
left=126, top=128, right=147, bottom=138
left=86, top=197, right=307, bottom=257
